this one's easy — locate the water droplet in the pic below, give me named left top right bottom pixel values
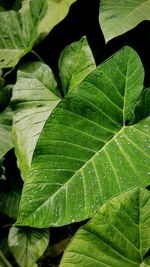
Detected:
left=147, top=172, right=150, bottom=175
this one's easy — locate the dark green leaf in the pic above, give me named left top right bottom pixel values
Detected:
left=60, top=187, right=150, bottom=267
left=0, top=107, right=13, bottom=160
left=134, top=88, right=150, bottom=123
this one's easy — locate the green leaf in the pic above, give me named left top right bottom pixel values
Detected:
left=100, top=0, right=150, bottom=42
left=0, top=0, right=77, bottom=68
left=0, top=179, right=22, bottom=219
left=0, top=84, right=12, bottom=112
left=0, top=251, right=12, bottom=267
left=37, top=0, right=77, bottom=42
left=0, top=107, right=13, bottom=159
left=58, top=36, right=96, bottom=95
left=0, top=2, right=38, bottom=68
left=60, top=187, right=150, bottom=267
left=134, top=88, right=150, bottom=123
left=16, top=46, right=150, bottom=228
left=8, top=226, right=49, bottom=267
left=12, top=62, right=60, bottom=180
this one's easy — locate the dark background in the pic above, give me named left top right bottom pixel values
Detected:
left=35, top=0, right=150, bottom=88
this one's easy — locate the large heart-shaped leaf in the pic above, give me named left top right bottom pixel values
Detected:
left=0, top=107, right=13, bottom=159
left=58, top=36, right=96, bottom=95
left=12, top=62, right=60, bottom=180
left=60, top=187, right=150, bottom=267
left=16, top=46, right=150, bottom=228
left=8, top=226, right=49, bottom=267
left=100, top=0, right=150, bottom=42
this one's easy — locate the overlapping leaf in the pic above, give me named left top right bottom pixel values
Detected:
left=0, top=0, right=76, bottom=68
left=60, top=187, right=150, bottom=267
left=0, top=177, right=22, bottom=219
left=0, top=0, right=45, bottom=68
left=0, top=107, right=13, bottom=159
left=16, top=46, right=150, bottom=228
left=12, top=62, right=60, bottom=179
left=59, top=36, right=96, bottom=95
left=37, top=0, right=77, bottom=41
left=8, top=227, right=49, bottom=267
left=100, top=0, right=150, bottom=42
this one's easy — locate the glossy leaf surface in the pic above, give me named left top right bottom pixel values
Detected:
left=12, top=62, right=60, bottom=179
left=59, top=36, right=96, bottom=95
left=16, top=46, right=150, bottom=228
left=8, top=227, right=49, bottom=267
left=100, top=0, right=150, bottom=42
left=60, top=187, right=150, bottom=267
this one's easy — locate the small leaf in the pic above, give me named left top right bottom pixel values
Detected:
left=8, top=226, right=49, bottom=267
left=12, top=62, right=60, bottom=179
left=59, top=36, right=96, bottom=95
left=100, top=0, right=150, bottom=42
left=0, top=107, right=13, bottom=160
left=60, top=187, right=150, bottom=267
left=15, top=46, right=150, bottom=228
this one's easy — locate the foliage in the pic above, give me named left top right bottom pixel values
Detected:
left=0, top=0, right=150, bottom=266
left=60, top=187, right=150, bottom=267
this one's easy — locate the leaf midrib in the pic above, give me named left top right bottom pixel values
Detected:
left=24, top=126, right=126, bottom=220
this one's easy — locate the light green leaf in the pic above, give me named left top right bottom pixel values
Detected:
left=12, top=62, right=60, bottom=180
left=0, top=0, right=44, bottom=68
left=58, top=36, right=96, bottom=95
left=0, top=0, right=77, bottom=68
left=37, top=0, right=77, bottom=41
left=60, top=187, right=150, bottom=267
left=0, top=107, right=13, bottom=159
left=8, top=226, right=49, bottom=267
left=100, top=0, right=150, bottom=42
left=0, top=251, right=12, bottom=267
left=16, top=46, right=150, bottom=228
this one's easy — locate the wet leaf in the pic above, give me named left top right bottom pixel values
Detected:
left=60, top=187, right=150, bottom=267
left=16, top=46, right=150, bottom=228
